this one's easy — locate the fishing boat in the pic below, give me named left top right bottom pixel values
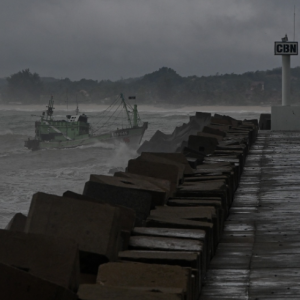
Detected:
left=24, top=94, right=148, bottom=150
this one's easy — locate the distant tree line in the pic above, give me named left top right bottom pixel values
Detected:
left=1, top=66, right=300, bottom=105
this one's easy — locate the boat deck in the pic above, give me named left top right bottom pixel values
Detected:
left=200, top=131, right=300, bottom=299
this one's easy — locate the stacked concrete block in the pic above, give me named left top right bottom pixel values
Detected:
left=137, top=112, right=211, bottom=153
left=119, top=250, right=201, bottom=294
left=63, top=190, right=136, bottom=233
left=127, top=156, right=184, bottom=195
left=5, top=212, right=27, bottom=232
left=89, top=174, right=167, bottom=206
left=83, top=178, right=152, bottom=225
left=0, top=263, right=77, bottom=300
left=97, top=262, right=193, bottom=299
left=0, top=229, right=79, bottom=291
left=140, top=152, right=195, bottom=174
left=187, top=135, right=219, bottom=155
left=129, top=227, right=207, bottom=283
left=114, top=171, right=172, bottom=201
left=25, top=192, right=123, bottom=274
left=78, top=285, right=183, bottom=300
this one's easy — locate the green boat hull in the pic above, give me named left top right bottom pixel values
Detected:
left=25, top=123, right=148, bottom=150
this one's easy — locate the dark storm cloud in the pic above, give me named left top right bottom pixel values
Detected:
left=0, top=0, right=298, bottom=80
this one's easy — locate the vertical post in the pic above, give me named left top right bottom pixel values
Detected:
left=282, top=55, right=291, bottom=106
left=133, top=104, right=138, bottom=127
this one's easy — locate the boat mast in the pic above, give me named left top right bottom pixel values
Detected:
left=120, top=93, right=132, bottom=128
left=133, top=104, right=138, bottom=127
left=46, top=96, right=55, bottom=120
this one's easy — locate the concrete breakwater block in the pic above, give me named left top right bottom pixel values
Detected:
left=150, top=206, right=215, bottom=224
left=132, top=227, right=206, bottom=241
left=141, top=152, right=195, bottom=174
left=63, top=190, right=136, bottom=232
left=83, top=180, right=152, bottom=225
left=25, top=192, right=122, bottom=265
left=188, top=135, right=218, bottom=155
left=5, top=212, right=27, bottom=232
left=149, top=206, right=218, bottom=248
left=78, top=285, right=183, bottom=300
left=127, top=159, right=183, bottom=195
left=131, top=227, right=207, bottom=267
left=119, top=250, right=200, bottom=274
left=178, top=179, right=230, bottom=206
left=128, top=235, right=205, bottom=281
left=203, top=156, right=242, bottom=178
left=89, top=174, right=167, bottom=206
left=136, top=153, right=186, bottom=179
left=119, top=251, right=201, bottom=296
left=176, top=181, right=229, bottom=210
left=0, top=263, right=77, bottom=300
left=197, top=132, right=224, bottom=141
left=0, top=229, right=79, bottom=291
left=96, top=262, right=191, bottom=299
left=137, top=112, right=211, bottom=154
left=202, top=125, right=227, bottom=137
left=146, top=217, right=214, bottom=259
left=181, top=147, right=205, bottom=164
left=114, top=171, right=172, bottom=201
left=167, top=199, right=225, bottom=229
left=211, top=115, right=237, bottom=126
left=129, top=235, right=203, bottom=253
left=195, top=162, right=237, bottom=192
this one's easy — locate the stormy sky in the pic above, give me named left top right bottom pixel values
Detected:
left=1, top=0, right=299, bottom=80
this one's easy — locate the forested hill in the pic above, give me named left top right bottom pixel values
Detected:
left=1, top=66, right=300, bottom=105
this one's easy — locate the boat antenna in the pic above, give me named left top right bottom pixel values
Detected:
left=75, top=93, right=79, bottom=115
left=66, top=89, right=69, bottom=110
left=46, top=95, right=54, bottom=119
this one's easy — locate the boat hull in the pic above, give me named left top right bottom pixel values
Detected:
left=25, top=123, right=148, bottom=151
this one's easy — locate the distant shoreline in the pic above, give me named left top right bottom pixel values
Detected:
left=0, top=103, right=271, bottom=113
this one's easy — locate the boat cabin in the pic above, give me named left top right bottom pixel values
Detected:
left=66, top=114, right=88, bottom=123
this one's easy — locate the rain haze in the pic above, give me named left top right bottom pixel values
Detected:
left=0, top=0, right=299, bottom=80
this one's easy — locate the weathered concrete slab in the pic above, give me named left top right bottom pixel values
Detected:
left=25, top=192, right=122, bottom=264
left=118, top=250, right=201, bottom=293
left=146, top=216, right=214, bottom=259
left=119, top=250, right=200, bottom=270
left=127, top=157, right=183, bottom=194
left=197, top=131, right=224, bottom=141
left=141, top=152, right=195, bottom=174
left=5, top=212, right=27, bottom=231
left=132, top=227, right=206, bottom=241
left=129, top=235, right=203, bottom=252
left=114, top=171, right=172, bottom=200
left=89, top=174, right=167, bottom=206
left=0, top=263, right=77, bottom=300
left=78, top=285, right=183, bottom=300
left=202, top=126, right=227, bottom=137
left=97, top=262, right=191, bottom=298
left=0, top=229, right=79, bottom=291
left=188, top=135, right=218, bottom=155
left=63, top=190, right=136, bottom=232
left=83, top=180, right=152, bottom=225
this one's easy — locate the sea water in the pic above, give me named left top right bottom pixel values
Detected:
left=0, top=104, right=270, bottom=228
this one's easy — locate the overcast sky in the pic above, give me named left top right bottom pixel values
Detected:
left=0, top=0, right=299, bottom=80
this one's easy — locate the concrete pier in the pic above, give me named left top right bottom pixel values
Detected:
left=200, top=131, right=300, bottom=299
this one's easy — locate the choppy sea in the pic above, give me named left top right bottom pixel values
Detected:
left=0, top=104, right=270, bottom=228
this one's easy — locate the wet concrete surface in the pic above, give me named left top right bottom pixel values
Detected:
left=200, top=131, right=300, bottom=299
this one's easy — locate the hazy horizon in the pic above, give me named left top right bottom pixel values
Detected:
left=1, top=0, right=299, bottom=81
